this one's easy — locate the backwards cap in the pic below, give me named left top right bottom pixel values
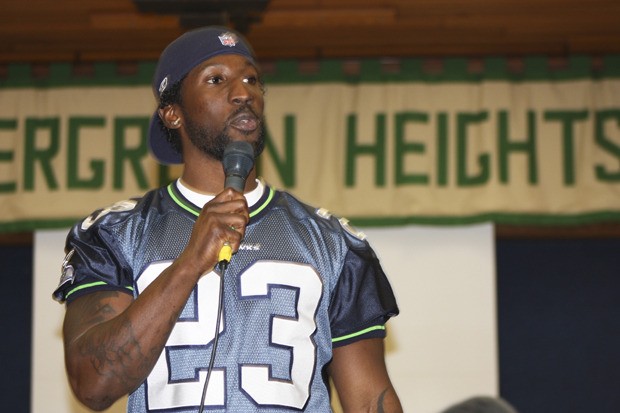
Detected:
left=149, top=26, right=256, bottom=164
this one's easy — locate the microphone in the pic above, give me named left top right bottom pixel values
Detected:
left=218, top=141, right=255, bottom=266
left=222, top=141, right=255, bottom=192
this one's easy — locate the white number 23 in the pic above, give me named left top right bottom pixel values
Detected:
left=135, top=261, right=322, bottom=410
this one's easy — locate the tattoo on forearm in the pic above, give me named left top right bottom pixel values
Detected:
left=72, top=292, right=154, bottom=388
left=377, top=388, right=388, bottom=413
left=81, top=318, right=144, bottom=385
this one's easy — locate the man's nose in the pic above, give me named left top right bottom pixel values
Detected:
left=230, top=81, right=253, bottom=105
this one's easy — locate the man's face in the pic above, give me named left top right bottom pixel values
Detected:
left=178, top=53, right=265, bottom=161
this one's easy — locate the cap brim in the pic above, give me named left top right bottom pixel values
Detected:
left=148, top=112, right=183, bottom=165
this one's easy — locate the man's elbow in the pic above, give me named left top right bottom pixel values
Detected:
left=70, top=384, right=118, bottom=411
left=67, top=368, right=123, bottom=411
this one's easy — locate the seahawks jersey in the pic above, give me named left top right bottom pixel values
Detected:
left=54, top=180, right=399, bottom=412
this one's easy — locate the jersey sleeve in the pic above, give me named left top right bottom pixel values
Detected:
left=329, top=239, right=399, bottom=347
left=53, top=210, right=135, bottom=303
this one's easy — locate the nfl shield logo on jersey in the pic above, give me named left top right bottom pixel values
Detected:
left=53, top=249, right=76, bottom=302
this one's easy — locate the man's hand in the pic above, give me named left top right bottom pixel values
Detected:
left=176, top=187, right=250, bottom=277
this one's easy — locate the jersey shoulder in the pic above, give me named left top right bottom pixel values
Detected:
left=275, top=190, right=368, bottom=246
left=54, top=187, right=168, bottom=302
left=76, top=187, right=165, bottom=233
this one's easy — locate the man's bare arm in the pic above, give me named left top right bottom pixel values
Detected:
left=329, top=338, right=403, bottom=413
left=62, top=258, right=203, bottom=410
left=62, top=189, right=249, bottom=411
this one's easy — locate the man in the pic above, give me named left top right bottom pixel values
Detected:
left=54, top=26, right=402, bottom=412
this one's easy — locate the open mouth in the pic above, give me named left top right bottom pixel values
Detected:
left=229, top=111, right=260, bottom=133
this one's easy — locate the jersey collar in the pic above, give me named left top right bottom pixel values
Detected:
left=166, top=178, right=275, bottom=221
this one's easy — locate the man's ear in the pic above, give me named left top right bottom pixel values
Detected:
left=158, top=105, right=182, bottom=129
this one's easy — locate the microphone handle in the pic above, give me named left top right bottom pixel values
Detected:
left=218, top=174, right=245, bottom=269
left=218, top=141, right=254, bottom=269
left=224, top=174, right=246, bottom=193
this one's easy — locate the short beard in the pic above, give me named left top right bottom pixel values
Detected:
left=185, top=116, right=266, bottom=161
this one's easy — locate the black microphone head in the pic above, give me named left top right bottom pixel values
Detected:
left=222, top=141, right=255, bottom=192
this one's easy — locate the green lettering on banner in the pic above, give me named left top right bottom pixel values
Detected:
left=498, top=110, right=538, bottom=185
left=436, top=112, right=449, bottom=187
left=544, top=110, right=588, bottom=185
left=457, top=111, right=489, bottom=186
left=263, top=114, right=296, bottom=188
left=67, top=117, right=106, bottom=189
left=595, top=110, right=620, bottom=182
left=24, top=118, right=60, bottom=191
left=345, top=113, right=386, bottom=187
left=113, top=117, right=149, bottom=190
left=0, top=119, right=17, bottom=193
left=394, top=111, right=428, bottom=185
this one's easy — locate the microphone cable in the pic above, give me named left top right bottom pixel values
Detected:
left=197, top=259, right=229, bottom=413
left=197, top=140, right=253, bottom=411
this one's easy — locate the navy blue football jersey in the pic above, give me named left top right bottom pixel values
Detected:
left=54, top=180, right=399, bottom=412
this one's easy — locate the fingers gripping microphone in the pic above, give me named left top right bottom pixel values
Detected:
left=218, top=141, right=255, bottom=266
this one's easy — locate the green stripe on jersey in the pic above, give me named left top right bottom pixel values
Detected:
left=65, top=281, right=133, bottom=300
left=332, top=325, right=386, bottom=343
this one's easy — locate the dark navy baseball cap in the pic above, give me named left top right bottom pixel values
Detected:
left=149, top=26, right=257, bottom=164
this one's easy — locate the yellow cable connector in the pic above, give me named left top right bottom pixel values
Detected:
left=218, top=242, right=233, bottom=263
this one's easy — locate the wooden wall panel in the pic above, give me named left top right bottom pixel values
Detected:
left=1, top=0, right=619, bottom=64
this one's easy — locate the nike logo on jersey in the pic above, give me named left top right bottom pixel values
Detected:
left=239, top=243, right=261, bottom=251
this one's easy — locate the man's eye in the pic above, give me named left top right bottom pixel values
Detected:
left=243, top=76, right=257, bottom=85
left=207, top=76, right=223, bottom=84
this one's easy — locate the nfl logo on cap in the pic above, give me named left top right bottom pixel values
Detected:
left=218, top=32, right=238, bottom=47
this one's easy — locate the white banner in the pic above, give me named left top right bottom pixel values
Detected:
left=2, top=75, right=620, bottom=230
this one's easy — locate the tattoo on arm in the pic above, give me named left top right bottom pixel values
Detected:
left=77, top=315, right=144, bottom=388
left=377, top=388, right=389, bottom=413
left=68, top=291, right=155, bottom=390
